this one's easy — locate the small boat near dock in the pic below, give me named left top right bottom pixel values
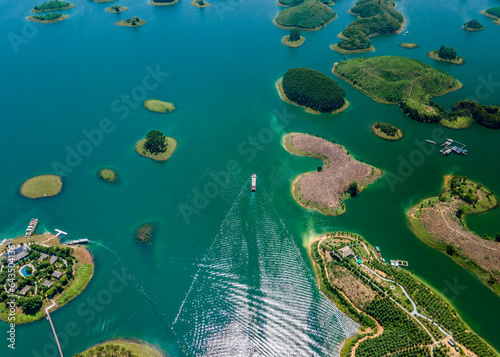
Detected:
left=66, top=238, right=89, bottom=245
left=251, top=174, right=256, bottom=192
left=426, top=139, right=436, bottom=145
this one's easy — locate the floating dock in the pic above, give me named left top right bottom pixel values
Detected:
left=440, top=138, right=467, bottom=156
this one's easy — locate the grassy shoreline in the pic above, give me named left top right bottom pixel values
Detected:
left=79, top=338, right=166, bottom=357
left=32, top=4, right=75, bottom=12
left=150, top=0, right=178, bottom=6
left=273, top=14, right=336, bottom=32
left=428, top=50, right=465, bottom=65
left=370, top=123, right=404, bottom=141
left=191, top=0, right=211, bottom=7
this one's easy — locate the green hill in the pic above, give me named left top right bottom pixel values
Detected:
left=334, top=56, right=462, bottom=123
left=485, top=7, right=500, bottom=18
left=278, top=0, right=332, bottom=6
left=275, top=0, right=336, bottom=30
left=333, top=0, right=404, bottom=52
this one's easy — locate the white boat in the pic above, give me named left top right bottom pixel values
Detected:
left=251, top=174, right=256, bottom=192
left=25, top=218, right=38, bottom=238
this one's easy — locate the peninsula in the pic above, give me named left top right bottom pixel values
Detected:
left=20, top=174, right=62, bottom=199
left=408, top=175, right=499, bottom=295
left=481, top=7, right=500, bottom=25
left=310, top=231, right=499, bottom=357
left=0, top=233, right=94, bottom=324
left=283, top=133, right=382, bottom=216
left=277, top=68, right=348, bottom=114
left=333, top=56, right=462, bottom=125
left=77, top=338, right=165, bottom=357
left=331, top=0, right=404, bottom=53
left=274, top=0, right=336, bottom=31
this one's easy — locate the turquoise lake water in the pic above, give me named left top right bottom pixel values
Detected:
left=1, top=0, right=499, bottom=355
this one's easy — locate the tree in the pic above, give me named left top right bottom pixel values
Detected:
left=197, top=0, right=205, bottom=5
left=19, top=295, right=42, bottom=314
left=143, top=130, right=167, bottom=155
left=438, top=45, right=457, bottom=60
left=347, top=181, right=359, bottom=197
left=446, top=243, right=456, bottom=256
left=289, top=29, right=300, bottom=42
left=26, top=266, right=33, bottom=274
left=496, top=233, right=500, bottom=243
left=317, top=166, right=322, bottom=172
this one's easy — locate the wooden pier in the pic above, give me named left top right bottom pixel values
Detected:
left=45, top=300, right=64, bottom=357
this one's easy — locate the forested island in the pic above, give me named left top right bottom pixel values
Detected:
left=150, top=0, right=178, bottom=6
left=310, top=232, right=499, bottom=357
left=331, top=0, right=404, bottom=53
left=283, top=133, right=382, bottom=216
left=277, top=0, right=333, bottom=6
left=76, top=339, right=165, bottom=357
left=191, top=0, right=211, bottom=8
left=136, top=223, right=153, bottom=245
left=428, top=45, right=465, bottom=65
left=282, top=29, right=305, bottom=47
left=20, top=174, right=62, bottom=199
left=0, top=234, right=94, bottom=324
left=408, top=176, right=499, bottom=296
left=333, top=56, right=464, bottom=126
left=105, top=5, right=128, bottom=13
left=116, top=17, right=146, bottom=27
left=463, top=19, right=485, bottom=31
left=277, top=68, right=348, bottom=113
left=27, top=13, right=68, bottom=23
left=135, top=130, right=177, bottom=161
left=481, top=7, right=500, bottom=25
left=371, top=122, right=404, bottom=141
left=399, top=42, right=419, bottom=49
left=274, top=0, right=336, bottom=31
left=32, top=0, right=74, bottom=12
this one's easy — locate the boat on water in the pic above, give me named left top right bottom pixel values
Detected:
left=403, top=30, right=409, bottom=36
left=25, top=218, right=38, bottom=238
left=251, top=174, right=256, bottom=192
left=426, top=139, right=436, bottom=145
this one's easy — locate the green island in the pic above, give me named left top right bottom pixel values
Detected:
left=136, top=223, right=153, bottom=245
left=283, top=133, right=382, bottom=216
left=0, top=234, right=94, bottom=324
left=277, top=68, right=348, bottom=114
left=75, top=338, right=165, bottom=357
left=27, top=13, right=68, bottom=23
left=441, top=100, right=500, bottom=129
left=399, top=42, right=419, bottom=49
left=32, top=0, right=75, bottom=12
left=282, top=29, right=305, bottom=48
left=428, top=45, right=465, bottom=65
left=463, top=19, right=485, bottom=32
left=333, top=56, right=463, bottom=126
left=310, top=231, right=500, bottom=357
left=105, top=5, right=128, bottom=13
left=274, top=0, right=336, bottom=31
left=98, top=168, right=118, bottom=183
left=331, top=0, right=404, bottom=53
left=277, top=0, right=333, bottom=7
left=370, top=122, right=404, bottom=141
left=408, top=175, right=500, bottom=296
left=116, top=17, right=146, bottom=27
left=135, top=130, right=177, bottom=162
left=144, top=99, right=175, bottom=113
left=481, top=7, right=500, bottom=25
left=20, top=174, right=63, bottom=199
left=94, top=0, right=116, bottom=3
left=191, top=0, right=211, bottom=8
left=150, top=0, right=178, bottom=6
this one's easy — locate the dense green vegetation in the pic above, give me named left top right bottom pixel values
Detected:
left=31, top=13, right=64, bottom=21
left=278, top=0, right=332, bottom=6
left=464, top=19, right=485, bottom=31
left=485, top=7, right=500, bottom=18
left=116, top=17, right=146, bottom=27
left=428, top=46, right=465, bottom=65
left=136, top=223, right=153, bottom=244
left=106, top=5, right=128, bottom=13
left=281, top=68, right=346, bottom=112
left=372, top=261, right=498, bottom=357
left=144, top=130, right=167, bottom=155
left=33, top=0, right=73, bottom=12
left=335, top=0, right=404, bottom=52
left=451, top=100, right=500, bottom=129
left=275, top=0, right=335, bottom=30
left=335, top=56, right=461, bottom=124
left=371, top=122, right=404, bottom=140
left=76, top=339, right=164, bottom=357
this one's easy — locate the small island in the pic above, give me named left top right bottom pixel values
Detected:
left=399, top=42, right=419, bottom=49
left=105, top=5, right=128, bottom=13
left=428, top=45, right=465, bottom=65
left=463, top=19, right=485, bottom=31
left=76, top=338, right=165, bottom=357
left=144, top=99, right=175, bottom=113
left=274, top=0, right=336, bottom=31
left=27, top=13, right=68, bottom=24
left=116, top=17, right=146, bottom=27
left=277, top=68, right=348, bottom=114
left=371, top=122, right=404, bottom=141
left=20, top=175, right=62, bottom=199
left=408, top=175, right=499, bottom=295
left=32, top=0, right=75, bottom=12
left=282, top=29, right=305, bottom=48
left=310, top=231, right=499, bottom=357
left=135, top=130, right=177, bottom=161
left=150, top=0, right=178, bottom=6
left=331, top=0, right=404, bottom=53
left=191, top=0, right=211, bottom=7
left=277, top=0, right=333, bottom=6
left=136, top=223, right=153, bottom=245
left=98, top=168, right=118, bottom=183
left=94, top=0, right=116, bottom=3
left=0, top=233, right=94, bottom=324
left=481, top=7, right=500, bottom=25
left=333, top=56, right=463, bottom=125
left=283, top=133, right=382, bottom=216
